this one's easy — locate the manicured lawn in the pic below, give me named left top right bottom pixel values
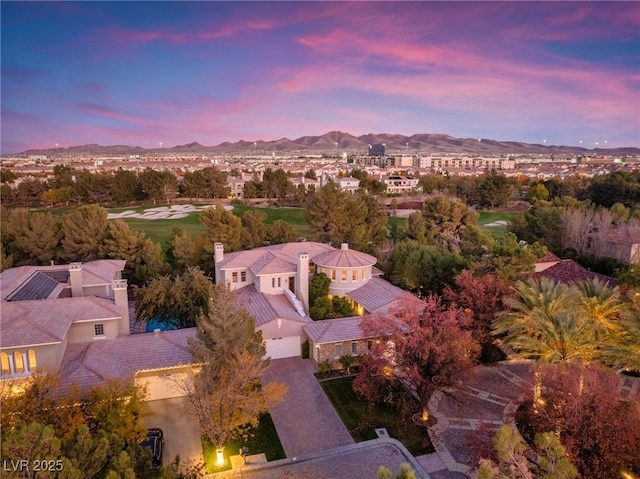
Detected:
left=230, top=204, right=312, bottom=238
left=202, top=413, right=285, bottom=473
left=477, top=210, right=518, bottom=238
left=118, top=212, right=205, bottom=247
left=320, top=377, right=434, bottom=456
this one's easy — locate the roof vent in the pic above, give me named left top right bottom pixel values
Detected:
left=153, top=328, right=161, bottom=336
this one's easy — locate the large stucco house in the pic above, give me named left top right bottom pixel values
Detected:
left=0, top=260, right=192, bottom=400
left=1, top=241, right=407, bottom=395
left=214, top=241, right=407, bottom=361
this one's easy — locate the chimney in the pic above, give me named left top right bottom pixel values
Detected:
left=112, top=279, right=130, bottom=336
left=214, top=243, right=224, bottom=263
left=295, top=252, right=309, bottom=313
left=341, top=243, right=349, bottom=250
left=214, top=243, right=224, bottom=284
left=69, top=262, right=83, bottom=297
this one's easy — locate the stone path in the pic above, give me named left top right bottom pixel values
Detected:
left=260, top=357, right=354, bottom=457
left=427, top=361, right=535, bottom=477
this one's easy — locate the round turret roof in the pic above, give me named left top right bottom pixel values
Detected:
left=314, top=244, right=376, bottom=268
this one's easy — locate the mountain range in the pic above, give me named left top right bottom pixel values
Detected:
left=20, top=131, right=640, bottom=156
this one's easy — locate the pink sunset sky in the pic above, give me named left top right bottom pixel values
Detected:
left=2, top=1, right=639, bottom=153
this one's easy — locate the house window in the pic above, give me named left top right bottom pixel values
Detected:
left=351, top=342, right=358, bottom=355
left=278, top=277, right=281, bottom=288
left=352, top=270, right=357, bottom=281
left=241, top=271, right=246, bottom=282
left=14, top=351, right=24, bottom=374
left=94, top=324, right=105, bottom=336
left=27, top=349, right=37, bottom=371
left=331, top=270, right=336, bottom=280
left=232, top=272, right=238, bottom=283
left=334, top=344, right=342, bottom=358
left=1, top=353, right=9, bottom=375
left=361, top=269, right=366, bottom=280
left=272, top=278, right=276, bottom=288
left=341, top=270, right=347, bottom=281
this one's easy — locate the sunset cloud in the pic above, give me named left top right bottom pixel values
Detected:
left=1, top=1, right=638, bottom=152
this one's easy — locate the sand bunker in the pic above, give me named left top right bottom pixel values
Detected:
left=107, top=204, right=233, bottom=220
left=484, top=220, right=510, bottom=227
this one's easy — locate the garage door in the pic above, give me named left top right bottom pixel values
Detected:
left=264, top=336, right=301, bottom=359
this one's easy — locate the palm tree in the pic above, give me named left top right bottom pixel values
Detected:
left=493, top=278, right=599, bottom=406
left=575, top=278, right=627, bottom=335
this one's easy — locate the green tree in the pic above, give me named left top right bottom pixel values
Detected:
left=267, top=220, right=297, bottom=244
left=135, top=266, right=214, bottom=329
left=176, top=283, right=286, bottom=461
left=60, top=204, right=111, bottom=262
left=476, top=170, right=514, bottom=208
left=166, top=227, right=207, bottom=272
left=528, top=183, right=550, bottom=203
left=386, top=240, right=465, bottom=294
left=304, top=183, right=387, bottom=251
left=421, top=195, right=479, bottom=251
left=201, top=205, right=242, bottom=253
left=2, top=211, right=62, bottom=266
left=240, top=210, right=268, bottom=248
left=139, top=168, right=178, bottom=204
left=103, top=220, right=169, bottom=284
left=112, top=169, right=142, bottom=203
left=180, top=167, right=229, bottom=198
left=477, top=424, right=577, bottom=479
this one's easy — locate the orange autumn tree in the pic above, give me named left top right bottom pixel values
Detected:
left=355, top=293, right=480, bottom=421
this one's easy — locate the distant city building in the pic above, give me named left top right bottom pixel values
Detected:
left=415, top=156, right=515, bottom=170
left=368, top=143, right=386, bottom=156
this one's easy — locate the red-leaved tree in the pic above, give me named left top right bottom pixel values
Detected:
left=527, top=362, right=640, bottom=479
left=354, top=293, right=480, bottom=421
left=444, top=270, right=512, bottom=361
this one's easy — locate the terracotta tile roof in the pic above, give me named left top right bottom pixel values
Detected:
left=235, top=285, right=311, bottom=326
left=0, top=260, right=125, bottom=301
left=58, top=328, right=195, bottom=393
left=530, top=260, right=617, bottom=287
left=218, top=242, right=334, bottom=270
left=248, top=254, right=296, bottom=276
left=1, top=296, right=124, bottom=348
left=303, top=315, right=413, bottom=345
left=81, top=260, right=126, bottom=285
left=314, top=246, right=377, bottom=268
left=537, top=251, right=562, bottom=263
left=346, top=277, right=407, bottom=313
left=303, top=316, right=367, bottom=344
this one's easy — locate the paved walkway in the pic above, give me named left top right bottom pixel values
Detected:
left=426, top=361, right=640, bottom=477
left=427, top=361, right=535, bottom=477
left=260, top=357, right=354, bottom=457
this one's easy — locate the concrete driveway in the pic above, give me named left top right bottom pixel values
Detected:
left=143, top=397, right=203, bottom=467
left=260, top=357, right=354, bottom=457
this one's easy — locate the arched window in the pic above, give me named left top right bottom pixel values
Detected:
left=14, top=351, right=24, bottom=374
left=1, top=352, right=10, bottom=375
left=28, top=350, right=37, bottom=371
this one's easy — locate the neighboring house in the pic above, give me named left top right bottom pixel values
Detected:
left=335, top=176, right=361, bottom=194
left=382, top=175, right=420, bottom=195
left=0, top=260, right=194, bottom=400
left=530, top=258, right=617, bottom=287
left=226, top=176, right=246, bottom=199
left=587, top=226, right=640, bottom=265
left=534, top=251, right=562, bottom=272
left=214, top=241, right=407, bottom=361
